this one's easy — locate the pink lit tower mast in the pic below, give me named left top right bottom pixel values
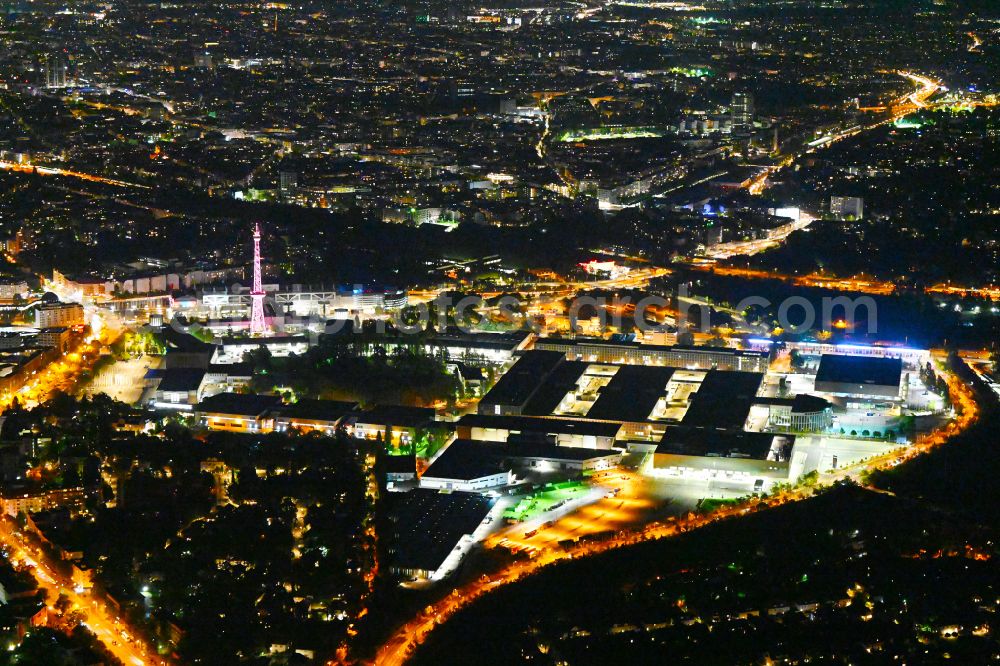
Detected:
left=249, top=222, right=267, bottom=335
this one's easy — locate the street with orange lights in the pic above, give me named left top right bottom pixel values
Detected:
left=0, top=519, right=169, bottom=666
left=0, top=293, right=146, bottom=662
left=0, top=338, right=111, bottom=412
left=703, top=213, right=817, bottom=260
left=926, top=283, right=1000, bottom=301
left=690, top=264, right=1000, bottom=303
left=0, top=158, right=149, bottom=189
left=693, top=264, right=898, bottom=296
left=896, top=71, right=940, bottom=111
left=744, top=71, right=941, bottom=201
left=857, top=71, right=941, bottom=115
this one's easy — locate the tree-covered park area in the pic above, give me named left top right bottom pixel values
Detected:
left=380, top=423, right=451, bottom=460
left=244, top=333, right=466, bottom=407
left=109, top=328, right=166, bottom=359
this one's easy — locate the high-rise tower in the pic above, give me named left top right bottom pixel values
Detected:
left=45, top=55, right=68, bottom=89
left=731, top=91, right=754, bottom=129
left=249, top=223, right=267, bottom=335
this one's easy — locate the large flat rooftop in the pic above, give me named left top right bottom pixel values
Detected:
left=479, top=350, right=566, bottom=411
left=522, top=361, right=589, bottom=416
left=586, top=365, right=676, bottom=422
left=815, top=354, right=903, bottom=390
left=196, top=392, right=282, bottom=416
left=422, top=439, right=508, bottom=482
left=386, top=488, right=495, bottom=574
left=353, top=404, right=437, bottom=427
left=275, top=398, right=358, bottom=422
left=655, top=427, right=793, bottom=461
left=681, top=370, right=764, bottom=429
left=457, top=414, right=624, bottom=439
left=424, top=439, right=618, bottom=482
left=535, top=337, right=768, bottom=360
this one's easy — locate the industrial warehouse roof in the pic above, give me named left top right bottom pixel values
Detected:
left=477, top=364, right=773, bottom=429
left=387, top=488, right=494, bottom=574
left=671, top=344, right=767, bottom=358
left=206, top=362, right=254, bottom=377
left=535, top=337, right=767, bottom=358
left=502, top=440, right=620, bottom=462
left=457, top=414, right=624, bottom=439
left=156, top=367, right=207, bottom=392
left=479, top=350, right=565, bottom=409
left=384, top=453, right=416, bottom=475
left=219, top=334, right=310, bottom=347
left=352, top=405, right=438, bottom=427
left=791, top=394, right=833, bottom=413
left=424, top=439, right=616, bottom=482
left=195, top=392, right=281, bottom=417
left=274, top=398, right=359, bottom=423
left=326, top=326, right=530, bottom=352
left=681, top=370, right=764, bottom=429
left=424, top=329, right=530, bottom=350
left=815, top=354, right=902, bottom=388
left=586, top=365, right=676, bottom=422
left=655, top=427, right=792, bottom=460
left=422, top=440, right=508, bottom=481
left=755, top=394, right=832, bottom=413
left=522, top=360, right=589, bottom=415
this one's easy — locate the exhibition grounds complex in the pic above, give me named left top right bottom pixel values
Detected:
left=351, top=333, right=953, bottom=582
left=439, top=338, right=941, bottom=493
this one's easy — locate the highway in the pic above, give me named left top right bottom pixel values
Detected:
left=750, top=70, right=940, bottom=202
left=898, top=71, right=939, bottom=110
left=741, top=72, right=939, bottom=205
left=703, top=212, right=817, bottom=260
left=408, top=266, right=670, bottom=308
left=688, top=264, right=897, bottom=296
left=0, top=519, right=168, bottom=666
left=0, top=158, right=148, bottom=189
left=856, top=71, right=941, bottom=115
left=676, top=70, right=941, bottom=239
left=689, top=264, right=1000, bottom=304
left=926, top=283, right=1000, bottom=301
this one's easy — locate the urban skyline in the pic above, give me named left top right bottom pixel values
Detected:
left=0, top=1, right=998, bottom=665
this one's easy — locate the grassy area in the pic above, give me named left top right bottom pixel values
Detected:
left=697, top=497, right=744, bottom=513
left=503, top=482, right=588, bottom=522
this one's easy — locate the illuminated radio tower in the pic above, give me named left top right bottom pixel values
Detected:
left=249, top=222, right=267, bottom=335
